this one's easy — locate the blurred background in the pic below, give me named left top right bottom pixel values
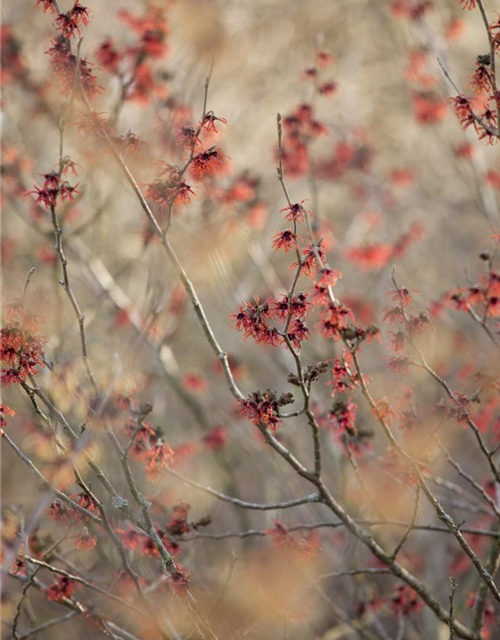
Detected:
left=3, top=0, right=500, bottom=639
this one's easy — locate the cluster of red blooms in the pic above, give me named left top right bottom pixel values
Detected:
left=144, top=110, right=228, bottom=212
left=328, top=399, right=358, bottom=439
left=94, top=6, right=171, bottom=103
left=327, top=356, right=362, bottom=395
left=123, top=418, right=174, bottom=481
left=450, top=270, right=500, bottom=319
left=48, top=492, right=99, bottom=525
left=316, top=300, right=355, bottom=341
left=168, top=563, right=191, bottom=596
left=118, top=524, right=179, bottom=559
left=74, top=528, right=98, bottom=550
left=26, top=168, right=80, bottom=211
left=280, top=50, right=335, bottom=177
left=281, top=105, right=328, bottom=178
left=190, top=147, right=228, bottom=179
left=230, top=293, right=312, bottom=349
left=45, top=575, right=76, bottom=603
left=433, top=394, right=473, bottom=428
left=165, top=503, right=192, bottom=537
left=390, top=584, right=424, bottom=616
left=447, top=1, right=500, bottom=144
left=0, top=403, right=15, bottom=430
left=45, top=7, right=102, bottom=99
left=145, top=163, right=197, bottom=207
left=237, top=389, right=294, bottom=431
left=1, top=302, right=45, bottom=387
left=372, top=398, right=399, bottom=426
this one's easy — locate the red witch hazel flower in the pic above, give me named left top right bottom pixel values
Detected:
left=115, top=131, right=148, bottom=154
left=144, top=442, right=175, bottom=481
left=317, top=301, right=355, bottom=341
left=390, top=584, right=423, bottom=616
left=287, top=318, right=311, bottom=349
left=74, top=528, right=98, bottom=550
left=0, top=403, right=15, bottom=429
left=145, top=164, right=197, bottom=207
left=316, top=266, right=342, bottom=288
left=327, top=356, right=362, bottom=395
left=1, top=313, right=46, bottom=387
left=169, top=563, right=191, bottom=596
left=328, top=398, right=358, bottom=437
left=281, top=200, right=310, bottom=223
left=191, top=147, right=228, bottom=178
left=372, top=398, right=398, bottom=425
left=176, top=124, right=200, bottom=149
left=271, top=228, right=300, bottom=253
left=450, top=94, right=476, bottom=132
left=54, top=13, right=82, bottom=39
left=292, top=242, right=326, bottom=277
left=95, top=39, right=120, bottom=73
left=166, top=503, right=192, bottom=536
left=468, top=64, right=492, bottom=95
left=202, top=426, right=227, bottom=450
left=46, top=576, right=76, bottom=602
left=230, top=296, right=281, bottom=347
left=35, top=0, right=57, bottom=13
left=71, top=2, right=93, bottom=27
left=201, top=112, right=228, bottom=133
left=237, top=389, right=294, bottom=431
left=456, top=0, right=476, bottom=10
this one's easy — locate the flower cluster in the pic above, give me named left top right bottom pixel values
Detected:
left=390, top=584, right=423, bottom=616
left=237, top=389, right=294, bottom=431
left=25, top=170, right=80, bottom=210
left=451, top=271, right=500, bottom=318
left=46, top=576, right=75, bottom=603
left=145, top=163, right=197, bottom=207
left=123, top=417, right=174, bottom=481
left=1, top=303, right=45, bottom=387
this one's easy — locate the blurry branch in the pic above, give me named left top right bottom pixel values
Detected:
left=449, top=577, right=458, bottom=640
left=390, top=487, right=419, bottom=561
left=164, top=60, right=213, bottom=234
left=15, top=612, right=78, bottom=640
left=1, top=431, right=102, bottom=525
left=410, top=352, right=500, bottom=485
left=67, top=235, right=213, bottom=432
left=176, top=520, right=499, bottom=542
left=476, top=0, right=500, bottom=130
left=472, top=530, right=500, bottom=635
left=21, top=268, right=37, bottom=307
left=22, top=371, right=180, bottom=607
left=348, top=272, right=500, bottom=607
left=465, top=302, right=500, bottom=350
left=435, top=437, right=500, bottom=521
left=166, top=469, right=320, bottom=510
left=20, top=555, right=146, bottom=614
left=77, top=79, right=245, bottom=403
left=315, top=568, right=392, bottom=580
left=436, top=57, right=499, bottom=140
left=7, top=572, right=147, bottom=640
left=431, top=475, right=496, bottom=515
left=50, top=66, right=100, bottom=399
left=12, top=535, right=67, bottom=640
left=276, top=113, right=323, bottom=479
